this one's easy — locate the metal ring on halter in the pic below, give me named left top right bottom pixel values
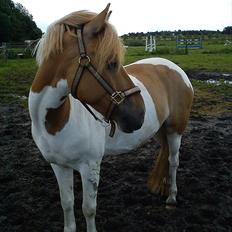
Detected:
left=111, top=91, right=125, bottom=105
left=78, top=55, right=91, bottom=67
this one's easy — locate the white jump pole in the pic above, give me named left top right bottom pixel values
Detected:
left=149, top=35, right=153, bottom=52
left=145, top=35, right=156, bottom=52
left=145, top=36, right=148, bottom=51
left=153, top=35, right=156, bottom=51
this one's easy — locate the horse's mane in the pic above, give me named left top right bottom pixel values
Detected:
left=35, top=10, right=124, bottom=71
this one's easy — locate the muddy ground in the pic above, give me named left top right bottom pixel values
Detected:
left=0, top=75, right=232, bottom=231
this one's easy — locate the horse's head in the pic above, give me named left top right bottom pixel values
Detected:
left=58, top=4, right=145, bottom=133
left=36, top=4, right=145, bottom=133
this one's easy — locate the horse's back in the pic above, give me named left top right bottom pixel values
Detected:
left=132, top=57, right=193, bottom=90
left=125, top=58, right=194, bottom=134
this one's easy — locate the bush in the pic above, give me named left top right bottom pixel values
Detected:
left=124, top=39, right=145, bottom=46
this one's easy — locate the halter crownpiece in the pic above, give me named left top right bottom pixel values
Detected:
left=70, top=25, right=141, bottom=136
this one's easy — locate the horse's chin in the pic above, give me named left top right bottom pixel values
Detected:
left=119, top=125, right=135, bottom=134
left=116, top=119, right=143, bottom=134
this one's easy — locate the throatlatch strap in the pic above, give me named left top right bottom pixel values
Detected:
left=81, top=102, right=100, bottom=121
left=109, top=121, right=116, bottom=137
left=81, top=102, right=116, bottom=137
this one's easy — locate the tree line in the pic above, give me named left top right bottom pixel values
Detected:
left=0, top=0, right=42, bottom=43
left=121, top=27, right=232, bottom=46
left=122, top=27, right=232, bottom=39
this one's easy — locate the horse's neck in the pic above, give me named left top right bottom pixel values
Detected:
left=29, top=76, right=103, bottom=136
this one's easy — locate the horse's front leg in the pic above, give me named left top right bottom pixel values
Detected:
left=51, top=164, right=76, bottom=232
left=80, top=160, right=101, bottom=232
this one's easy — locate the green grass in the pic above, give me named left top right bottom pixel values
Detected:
left=0, top=59, right=37, bottom=105
left=0, top=41, right=231, bottom=115
left=124, top=45, right=232, bottom=72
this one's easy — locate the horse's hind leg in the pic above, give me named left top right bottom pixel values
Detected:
left=166, top=133, right=182, bottom=206
left=51, top=164, right=76, bottom=232
left=148, top=126, right=170, bottom=196
left=147, top=125, right=182, bottom=205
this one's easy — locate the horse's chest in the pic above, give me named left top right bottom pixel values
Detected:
left=31, top=110, right=105, bottom=166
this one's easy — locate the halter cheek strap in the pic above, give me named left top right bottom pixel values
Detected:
left=70, top=25, right=141, bottom=137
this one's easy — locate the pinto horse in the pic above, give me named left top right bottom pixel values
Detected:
left=29, top=4, right=193, bottom=232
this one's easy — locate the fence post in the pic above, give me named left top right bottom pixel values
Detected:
left=185, top=39, right=188, bottom=54
left=0, top=42, right=8, bottom=61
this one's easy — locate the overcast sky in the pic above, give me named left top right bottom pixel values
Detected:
left=13, top=0, right=232, bottom=35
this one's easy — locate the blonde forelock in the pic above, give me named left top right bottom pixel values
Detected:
left=34, top=10, right=124, bottom=70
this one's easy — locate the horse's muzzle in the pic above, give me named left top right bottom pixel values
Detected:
left=113, top=99, right=145, bottom=133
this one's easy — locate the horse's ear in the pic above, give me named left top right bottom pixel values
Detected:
left=107, top=11, right=112, bottom=21
left=84, top=3, right=111, bottom=36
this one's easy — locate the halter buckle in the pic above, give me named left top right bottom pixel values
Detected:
left=111, top=91, right=125, bottom=105
left=78, top=55, right=90, bottom=67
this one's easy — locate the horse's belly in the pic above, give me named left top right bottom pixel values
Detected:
left=104, top=75, right=160, bottom=155
left=104, top=120, right=157, bottom=155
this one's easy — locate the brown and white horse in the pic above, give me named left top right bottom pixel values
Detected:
left=29, top=4, right=193, bottom=232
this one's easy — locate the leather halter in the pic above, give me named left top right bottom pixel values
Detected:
left=70, top=25, right=141, bottom=136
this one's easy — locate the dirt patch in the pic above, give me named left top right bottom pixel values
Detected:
left=187, top=71, right=232, bottom=81
left=0, top=103, right=231, bottom=232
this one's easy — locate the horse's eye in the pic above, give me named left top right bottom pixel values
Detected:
left=107, top=61, right=118, bottom=71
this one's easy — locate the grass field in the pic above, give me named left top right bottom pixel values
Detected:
left=0, top=43, right=231, bottom=115
left=0, top=59, right=36, bottom=105
left=124, top=45, right=232, bottom=72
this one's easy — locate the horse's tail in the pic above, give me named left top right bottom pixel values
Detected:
left=147, top=126, right=169, bottom=196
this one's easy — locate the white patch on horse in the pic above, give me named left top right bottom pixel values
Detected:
left=29, top=79, right=106, bottom=166
left=105, top=74, right=160, bottom=155
left=134, top=57, right=194, bottom=92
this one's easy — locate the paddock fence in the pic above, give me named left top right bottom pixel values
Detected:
left=0, top=40, right=38, bottom=60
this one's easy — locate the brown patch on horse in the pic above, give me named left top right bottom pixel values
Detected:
left=126, top=64, right=169, bottom=126
left=31, top=48, right=78, bottom=93
left=126, top=63, right=193, bottom=133
left=45, top=97, right=70, bottom=135
left=126, top=63, right=193, bottom=195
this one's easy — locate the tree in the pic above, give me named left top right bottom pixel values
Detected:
left=0, top=0, right=42, bottom=42
left=223, top=26, right=232, bottom=34
left=0, top=11, right=11, bottom=41
left=15, top=3, right=32, bottom=19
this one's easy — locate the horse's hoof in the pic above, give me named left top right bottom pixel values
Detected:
left=166, top=196, right=177, bottom=209
left=165, top=203, right=177, bottom=210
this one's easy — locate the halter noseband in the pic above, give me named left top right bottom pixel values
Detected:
left=70, top=25, right=141, bottom=136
